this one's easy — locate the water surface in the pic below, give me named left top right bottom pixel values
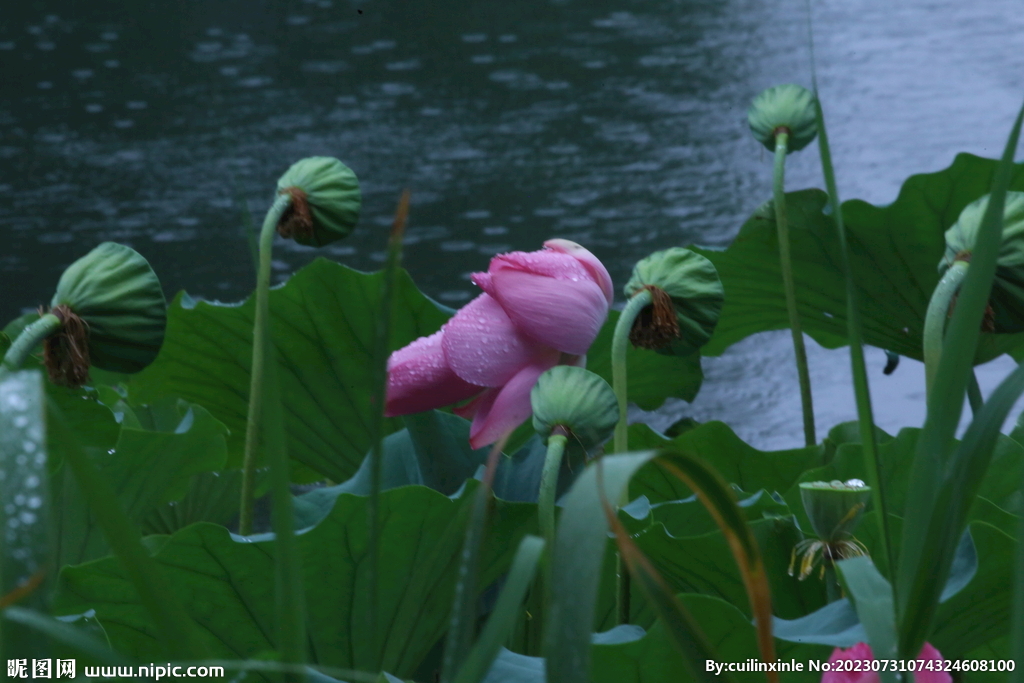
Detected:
left=2, top=0, right=1022, bottom=447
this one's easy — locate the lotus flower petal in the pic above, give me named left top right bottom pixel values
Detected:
left=467, top=349, right=560, bottom=449
left=544, top=238, right=614, bottom=304
left=442, top=293, right=552, bottom=387
left=385, top=330, right=483, bottom=416
left=490, top=266, right=608, bottom=355
left=822, top=642, right=950, bottom=683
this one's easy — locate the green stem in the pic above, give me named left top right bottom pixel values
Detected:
left=824, top=561, right=841, bottom=603
left=0, top=314, right=62, bottom=374
left=773, top=131, right=816, bottom=447
left=368, top=191, right=409, bottom=663
left=967, top=371, right=984, bottom=415
left=538, top=432, right=568, bottom=553
left=923, top=260, right=969, bottom=402
left=239, top=192, right=292, bottom=536
left=612, top=290, right=653, bottom=454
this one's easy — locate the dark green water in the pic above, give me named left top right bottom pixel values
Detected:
left=2, top=0, right=1022, bottom=446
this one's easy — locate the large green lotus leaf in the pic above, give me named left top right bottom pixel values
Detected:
left=627, top=422, right=821, bottom=503
left=126, top=259, right=450, bottom=482
left=627, top=517, right=824, bottom=621
left=53, top=484, right=535, bottom=679
left=494, top=595, right=829, bottom=683
left=52, top=400, right=229, bottom=566
left=620, top=488, right=792, bottom=540
left=697, top=153, right=1024, bottom=362
left=586, top=309, right=704, bottom=411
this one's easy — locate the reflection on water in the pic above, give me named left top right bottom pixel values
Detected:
left=1, top=0, right=1022, bottom=448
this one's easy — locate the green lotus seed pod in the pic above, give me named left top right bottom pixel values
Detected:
left=275, top=156, right=361, bottom=247
left=798, top=479, right=871, bottom=542
left=49, top=242, right=167, bottom=383
left=531, top=366, right=619, bottom=453
left=748, top=84, right=817, bottom=153
left=624, top=247, right=724, bottom=356
left=940, top=191, right=1024, bottom=333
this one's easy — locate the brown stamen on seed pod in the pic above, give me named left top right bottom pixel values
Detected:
left=629, top=285, right=680, bottom=350
left=276, top=187, right=315, bottom=241
left=43, top=304, right=91, bottom=387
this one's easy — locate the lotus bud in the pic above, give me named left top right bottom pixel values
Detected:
left=748, top=84, right=817, bottom=153
left=275, top=156, right=361, bottom=247
left=531, top=366, right=619, bottom=454
left=623, top=247, right=724, bottom=356
left=47, top=242, right=167, bottom=386
left=939, top=191, right=1024, bottom=333
left=798, top=479, right=871, bottom=542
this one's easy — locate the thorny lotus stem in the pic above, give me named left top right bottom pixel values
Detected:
left=612, top=289, right=653, bottom=455
left=773, top=130, right=816, bottom=447
left=0, top=313, right=63, bottom=376
left=923, top=259, right=970, bottom=403
left=239, top=192, right=293, bottom=536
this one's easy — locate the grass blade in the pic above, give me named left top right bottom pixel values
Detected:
left=46, top=391, right=206, bottom=661
left=544, top=451, right=660, bottom=683
left=600, top=494, right=729, bottom=683
left=2, top=607, right=132, bottom=667
left=369, top=189, right=409, bottom=661
left=655, top=453, right=777, bottom=682
left=453, top=535, right=544, bottom=683
left=441, top=433, right=511, bottom=683
left=896, top=99, right=1024, bottom=659
left=806, top=10, right=893, bottom=592
left=265, top=341, right=308, bottom=678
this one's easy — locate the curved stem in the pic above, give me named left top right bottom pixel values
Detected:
left=773, top=131, right=816, bottom=447
left=923, top=260, right=970, bottom=402
left=824, top=561, right=841, bottom=603
left=538, top=432, right=568, bottom=552
left=239, top=193, right=292, bottom=536
left=612, top=290, right=653, bottom=454
left=0, top=314, right=62, bottom=376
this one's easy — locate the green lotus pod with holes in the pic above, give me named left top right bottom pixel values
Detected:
left=748, top=84, right=817, bottom=153
left=799, top=480, right=872, bottom=542
left=531, top=366, right=618, bottom=454
left=51, top=242, right=167, bottom=373
left=275, top=156, right=361, bottom=247
left=939, top=191, right=1024, bottom=333
left=624, top=247, right=724, bottom=356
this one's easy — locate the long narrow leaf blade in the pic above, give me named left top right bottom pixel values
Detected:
left=544, top=451, right=659, bottom=683
left=453, top=535, right=544, bottom=683
left=655, top=453, right=777, bottom=682
left=897, top=99, right=1024, bottom=658
left=46, top=394, right=207, bottom=661
left=2, top=607, right=132, bottom=667
left=809, top=68, right=893, bottom=588
left=601, top=496, right=728, bottom=683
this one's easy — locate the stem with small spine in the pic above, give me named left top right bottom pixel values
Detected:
left=239, top=192, right=293, bottom=536
left=611, top=289, right=653, bottom=455
left=923, top=260, right=970, bottom=403
left=773, top=130, right=816, bottom=447
left=0, top=314, right=62, bottom=376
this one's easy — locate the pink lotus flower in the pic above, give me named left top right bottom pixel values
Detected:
left=385, top=239, right=613, bottom=448
left=822, top=642, right=950, bottom=683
